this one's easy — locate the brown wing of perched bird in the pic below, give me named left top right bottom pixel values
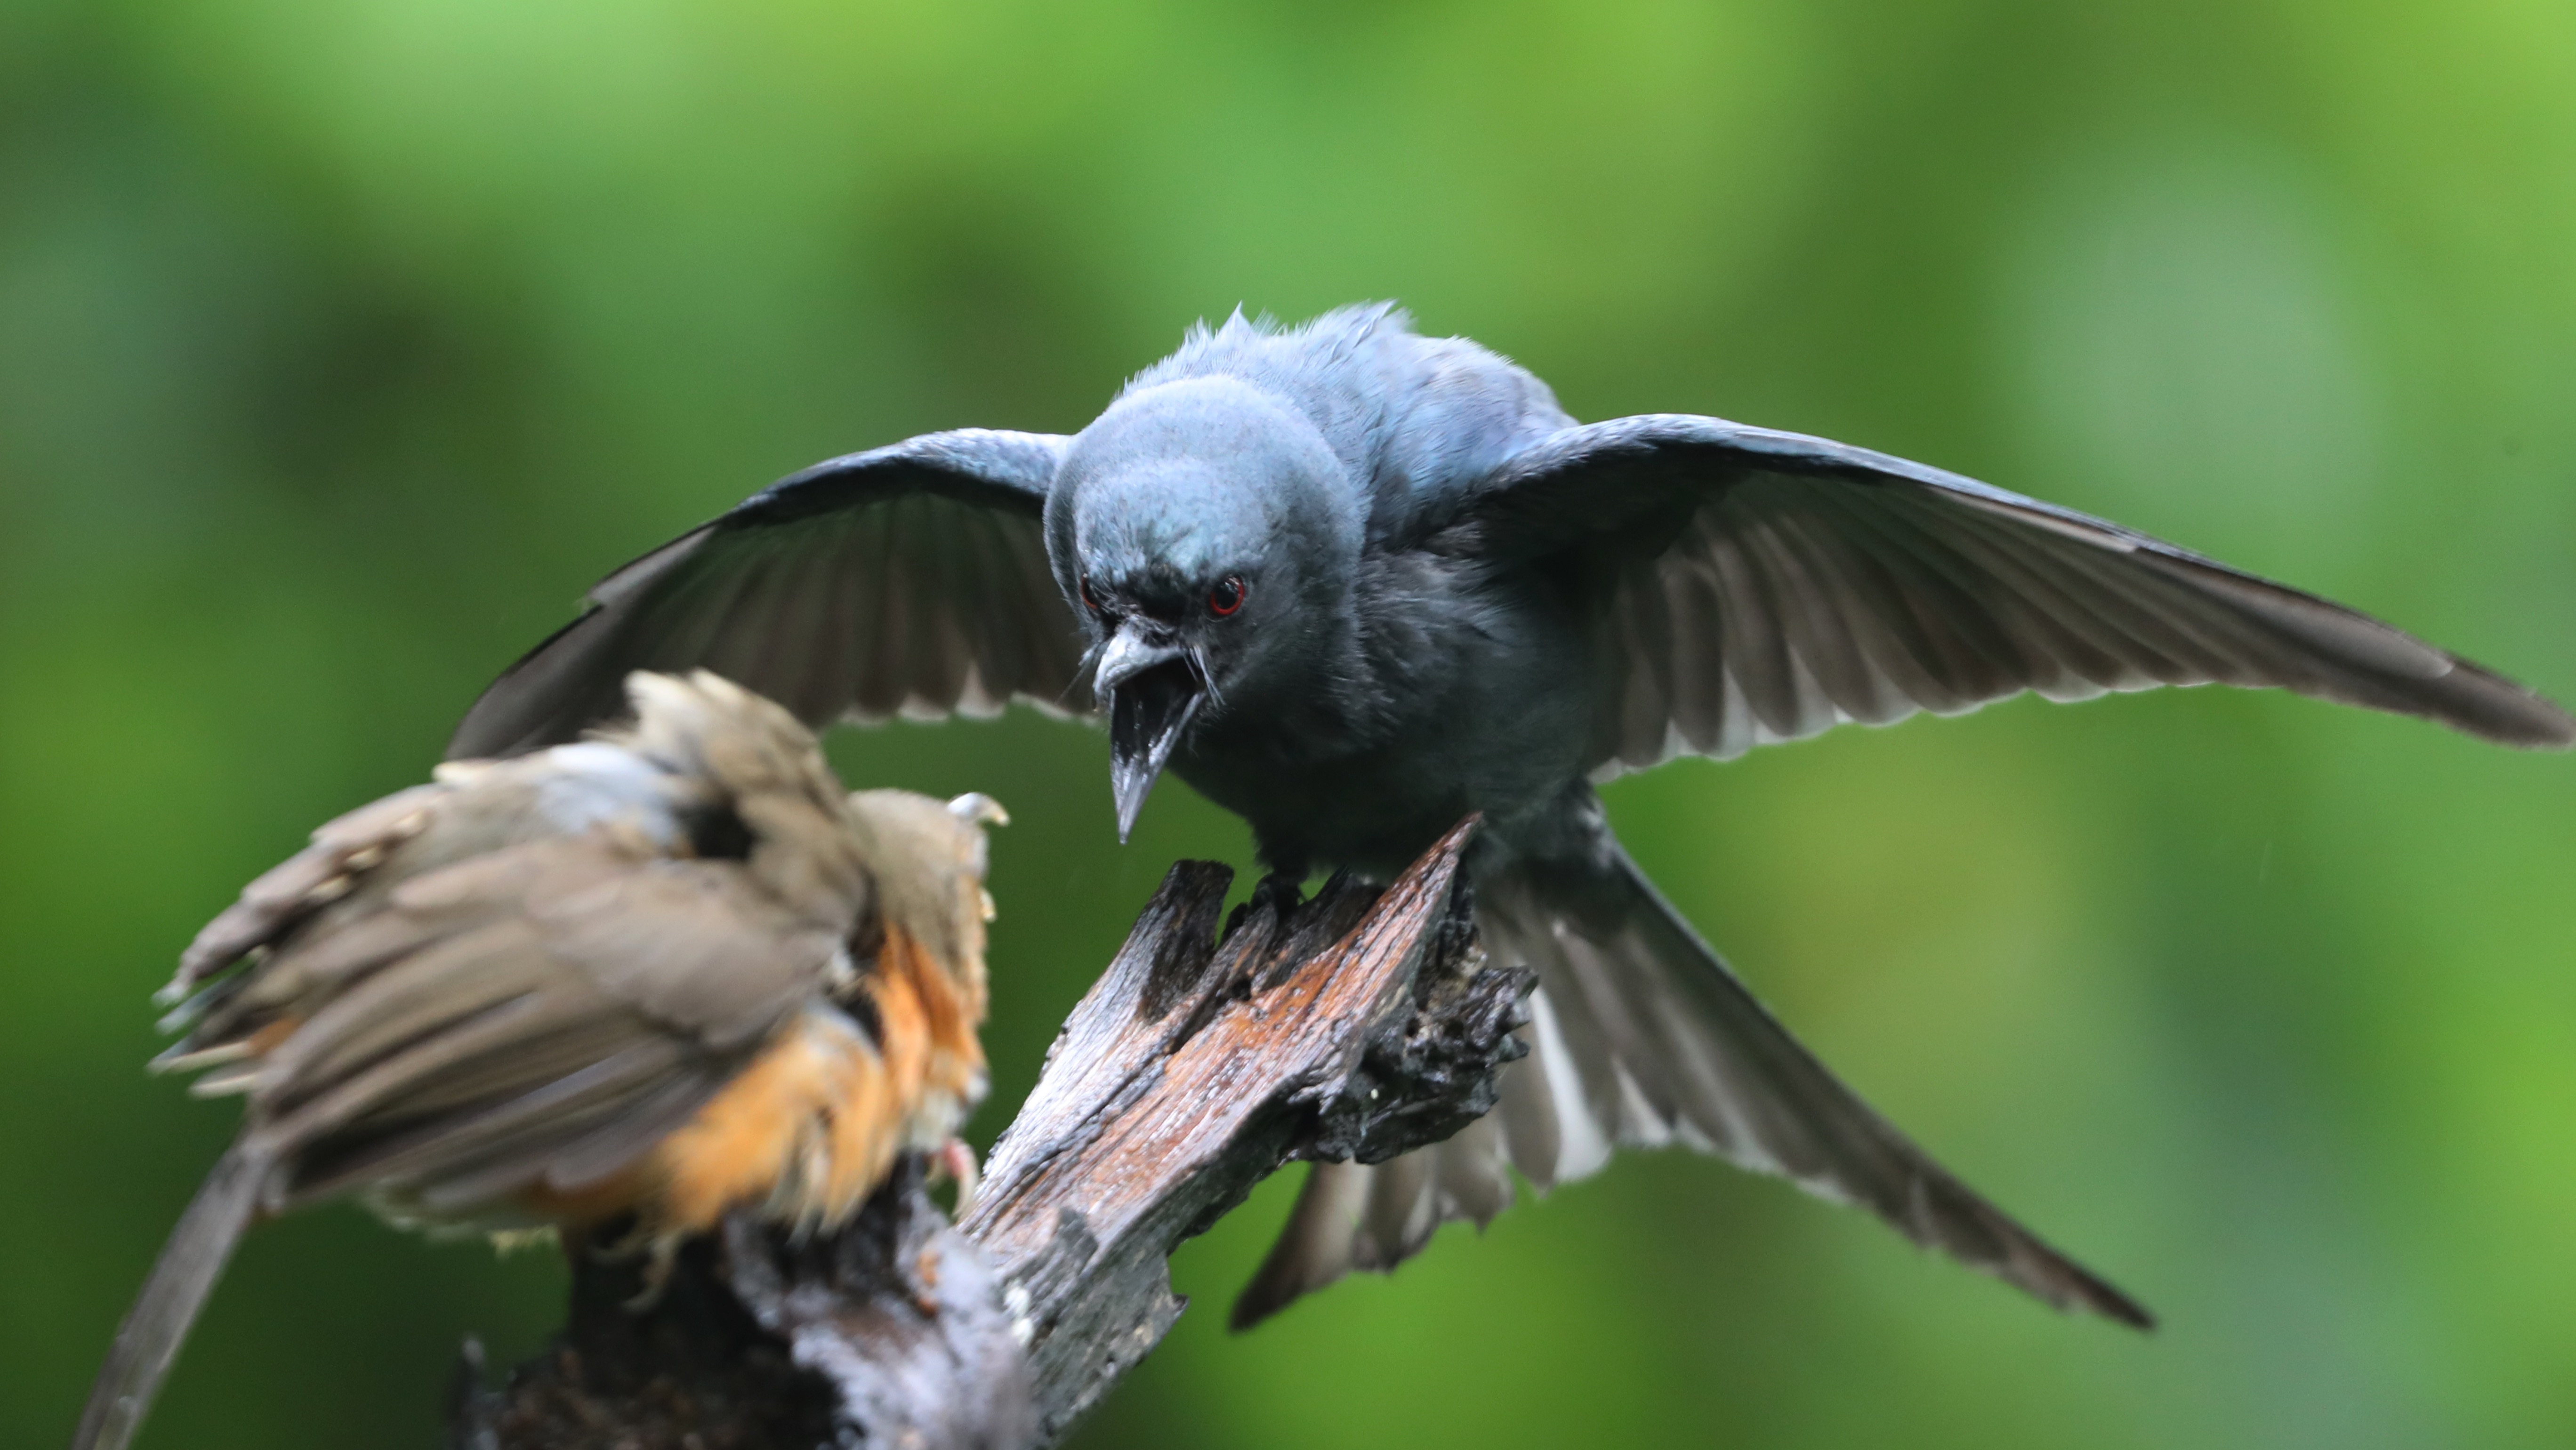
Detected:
left=75, top=671, right=1003, bottom=1450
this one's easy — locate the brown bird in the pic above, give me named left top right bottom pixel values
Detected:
left=74, top=669, right=1003, bottom=1450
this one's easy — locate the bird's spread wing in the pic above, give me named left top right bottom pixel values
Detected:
left=450, top=429, right=1087, bottom=759
left=1237, top=834, right=2151, bottom=1330
left=1243, top=412, right=2576, bottom=1327
left=1453, top=414, right=2573, bottom=775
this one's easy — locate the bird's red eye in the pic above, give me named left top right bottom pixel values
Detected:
left=1208, top=576, right=1246, bottom=617
left=1079, top=575, right=1103, bottom=615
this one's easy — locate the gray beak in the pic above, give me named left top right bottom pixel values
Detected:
left=1096, top=622, right=1205, bottom=843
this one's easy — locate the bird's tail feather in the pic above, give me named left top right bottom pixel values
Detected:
left=1234, top=840, right=2152, bottom=1329
left=1232, top=1117, right=1513, bottom=1330
left=1506, top=845, right=2152, bottom=1326
left=74, top=1145, right=270, bottom=1450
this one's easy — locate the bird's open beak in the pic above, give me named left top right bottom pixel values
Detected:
left=1096, top=623, right=1205, bottom=842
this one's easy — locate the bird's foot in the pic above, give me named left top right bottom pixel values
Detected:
left=584, top=1217, right=682, bottom=1310
left=620, top=1235, right=683, bottom=1313
left=1246, top=870, right=1305, bottom=921
left=1222, top=869, right=1309, bottom=948
left=586, top=1219, right=648, bottom=1264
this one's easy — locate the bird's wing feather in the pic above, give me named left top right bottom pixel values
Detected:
left=1455, top=414, right=2572, bottom=774
left=449, top=429, right=1088, bottom=759
left=1242, top=412, right=2569, bottom=1324
left=162, top=782, right=450, bottom=1004
left=238, top=839, right=837, bottom=1212
left=1236, top=838, right=2151, bottom=1330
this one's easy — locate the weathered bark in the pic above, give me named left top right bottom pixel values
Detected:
left=447, top=1159, right=1032, bottom=1450
left=964, top=816, right=1529, bottom=1442
left=452, top=816, right=1528, bottom=1450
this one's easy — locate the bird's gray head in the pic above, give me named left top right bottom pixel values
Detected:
left=1046, top=374, right=1362, bottom=840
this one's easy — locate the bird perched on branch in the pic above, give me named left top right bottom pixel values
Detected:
left=452, top=304, right=2574, bottom=1331
left=78, top=670, right=1004, bottom=1450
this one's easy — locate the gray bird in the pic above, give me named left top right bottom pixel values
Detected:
left=453, top=304, right=2574, bottom=1330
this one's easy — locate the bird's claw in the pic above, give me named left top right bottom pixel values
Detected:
left=586, top=1220, right=646, bottom=1264
left=585, top=1220, right=681, bottom=1311
left=619, top=1236, right=682, bottom=1313
left=1247, top=870, right=1304, bottom=921
left=929, top=1137, right=981, bottom=1214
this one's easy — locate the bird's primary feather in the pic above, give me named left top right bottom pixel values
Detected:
left=450, top=432, right=1083, bottom=760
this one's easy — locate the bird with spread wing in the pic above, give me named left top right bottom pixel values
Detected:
left=451, top=304, right=2573, bottom=1333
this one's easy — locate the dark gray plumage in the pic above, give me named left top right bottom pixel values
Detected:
left=454, top=304, right=2574, bottom=1330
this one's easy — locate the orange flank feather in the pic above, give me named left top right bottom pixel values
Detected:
left=873, top=921, right=989, bottom=1146
left=559, top=922, right=990, bottom=1246
left=645, top=1004, right=896, bottom=1235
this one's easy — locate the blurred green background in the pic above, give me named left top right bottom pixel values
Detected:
left=6, top=0, right=2574, bottom=1445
